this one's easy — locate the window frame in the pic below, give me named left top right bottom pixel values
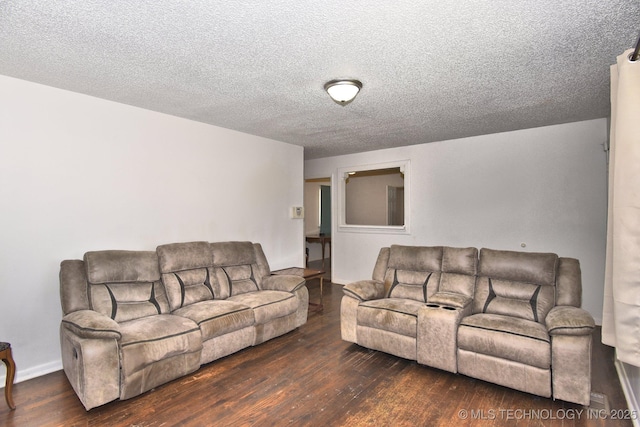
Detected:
left=337, top=160, right=411, bottom=234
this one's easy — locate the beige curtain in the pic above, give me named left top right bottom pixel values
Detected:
left=602, top=48, right=640, bottom=366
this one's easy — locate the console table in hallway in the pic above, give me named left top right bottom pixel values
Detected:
left=305, top=234, right=331, bottom=268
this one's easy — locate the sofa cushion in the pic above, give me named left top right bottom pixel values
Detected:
left=473, top=277, right=555, bottom=323
left=439, top=247, right=478, bottom=298
left=84, top=250, right=170, bottom=322
left=228, top=290, right=298, bottom=324
left=210, top=241, right=273, bottom=297
left=383, top=245, right=444, bottom=302
left=156, top=241, right=213, bottom=273
left=215, top=265, right=260, bottom=296
left=211, top=241, right=256, bottom=266
left=478, top=248, right=558, bottom=286
left=458, top=313, right=550, bottom=369
left=162, top=267, right=216, bottom=311
left=442, top=246, right=478, bottom=275
left=89, top=281, right=171, bottom=322
left=85, top=250, right=160, bottom=284
left=173, top=300, right=255, bottom=340
left=118, top=314, right=201, bottom=377
left=157, top=242, right=219, bottom=311
left=387, top=245, right=442, bottom=272
left=438, top=273, right=477, bottom=299
left=358, top=298, right=424, bottom=338
left=474, top=249, right=559, bottom=323
left=385, top=269, right=440, bottom=302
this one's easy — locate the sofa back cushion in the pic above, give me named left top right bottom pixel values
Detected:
left=474, top=248, right=558, bottom=323
left=384, top=245, right=443, bottom=302
left=439, top=247, right=478, bottom=298
left=157, top=241, right=217, bottom=311
left=84, top=250, right=170, bottom=322
left=211, top=241, right=268, bottom=297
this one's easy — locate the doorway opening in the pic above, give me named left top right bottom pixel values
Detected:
left=304, top=177, right=331, bottom=273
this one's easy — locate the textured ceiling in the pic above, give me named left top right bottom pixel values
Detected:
left=1, top=1, right=638, bottom=159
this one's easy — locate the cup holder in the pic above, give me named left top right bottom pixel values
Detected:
left=425, top=303, right=457, bottom=311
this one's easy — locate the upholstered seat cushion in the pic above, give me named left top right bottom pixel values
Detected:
left=173, top=300, right=255, bottom=340
left=227, top=290, right=298, bottom=324
left=357, top=298, right=424, bottom=338
left=119, top=314, right=201, bottom=376
left=458, top=313, right=550, bottom=369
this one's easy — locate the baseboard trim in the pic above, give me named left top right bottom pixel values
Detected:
left=0, top=359, right=62, bottom=387
left=615, top=357, right=640, bottom=427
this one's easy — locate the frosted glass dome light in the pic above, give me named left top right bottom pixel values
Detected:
left=324, top=79, right=362, bottom=106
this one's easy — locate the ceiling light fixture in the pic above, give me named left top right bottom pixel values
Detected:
left=324, top=79, right=362, bottom=106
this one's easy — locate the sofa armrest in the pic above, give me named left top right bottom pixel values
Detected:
left=262, top=274, right=306, bottom=292
left=429, top=291, right=472, bottom=309
left=342, top=280, right=385, bottom=301
left=546, top=306, right=595, bottom=336
left=61, top=310, right=122, bottom=340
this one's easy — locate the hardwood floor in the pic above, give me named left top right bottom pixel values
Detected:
left=1, top=266, right=632, bottom=426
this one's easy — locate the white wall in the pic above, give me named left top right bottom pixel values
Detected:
left=305, top=119, right=608, bottom=323
left=0, top=75, right=304, bottom=383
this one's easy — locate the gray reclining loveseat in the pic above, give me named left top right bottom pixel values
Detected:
left=341, top=245, right=594, bottom=405
left=59, top=241, right=308, bottom=410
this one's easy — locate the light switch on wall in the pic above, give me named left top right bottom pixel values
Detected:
left=291, top=206, right=304, bottom=219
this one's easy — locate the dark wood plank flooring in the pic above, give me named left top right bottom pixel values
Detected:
left=1, top=263, right=632, bottom=426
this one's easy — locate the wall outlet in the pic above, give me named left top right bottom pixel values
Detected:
left=291, top=206, right=304, bottom=219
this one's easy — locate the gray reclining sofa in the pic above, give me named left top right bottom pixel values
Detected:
left=341, top=245, right=594, bottom=405
left=59, top=241, right=308, bottom=410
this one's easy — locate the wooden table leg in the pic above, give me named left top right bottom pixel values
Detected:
left=1, top=345, right=16, bottom=410
left=306, top=274, right=324, bottom=312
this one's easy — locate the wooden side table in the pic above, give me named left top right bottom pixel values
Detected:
left=272, top=267, right=325, bottom=311
left=0, top=342, right=16, bottom=410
